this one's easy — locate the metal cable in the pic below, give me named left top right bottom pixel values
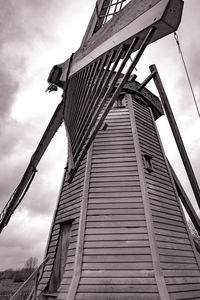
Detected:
left=174, top=32, right=200, bottom=118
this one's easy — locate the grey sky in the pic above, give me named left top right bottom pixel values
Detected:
left=0, top=0, right=199, bottom=271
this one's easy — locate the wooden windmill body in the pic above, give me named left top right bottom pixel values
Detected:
left=1, top=0, right=200, bottom=299
left=38, top=81, right=200, bottom=300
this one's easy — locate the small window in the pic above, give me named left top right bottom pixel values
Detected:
left=143, top=154, right=154, bottom=173
left=48, top=220, right=73, bottom=292
left=115, top=94, right=126, bottom=108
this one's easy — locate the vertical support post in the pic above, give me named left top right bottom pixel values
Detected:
left=67, top=143, right=93, bottom=300
left=150, top=64, right=200, bottom=210
left=127, top=94, right=170, bottom=300
left=169, top=161, right=200, bottom=236
left=34, top=272, right=39, bottom=300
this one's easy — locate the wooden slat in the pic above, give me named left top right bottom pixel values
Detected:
left=83, top=254, right=151, bottom=263
left=160, top=255, right=196, bottom=264
left=88, top=197, right=142, bottom=204
left=84, top=240, right=149, bottom=248
left=75, top=292, right=160, bottom=300
left=81, top=270, right=154, bottom=278
left=87, top=208, right=144, bottom=215
left=89, top=191, right=142, bottom=198
left=84, top=233, right=148, bottom=241
left=79, top=277, right=156, bottom=285
left=86, top=220, right=146, bottom=228
left=86, top=227, right=148, bottom=235
left=84, top=247, right=150, bottom=255
left=82, top=262, right=153, bottom=270
left=87, top=203, right=143, bottom=209
left=87, top=215, right=145, bottom=222
left=77, top=283, right=157, bottom=292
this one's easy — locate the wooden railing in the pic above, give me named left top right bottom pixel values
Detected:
left=10, top=256, right=50, bottom=300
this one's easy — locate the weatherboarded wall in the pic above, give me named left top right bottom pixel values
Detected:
left=38, top=92, right=200, bottom=300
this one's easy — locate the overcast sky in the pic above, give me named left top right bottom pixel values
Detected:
left=0, top=0, right=199, bottom=271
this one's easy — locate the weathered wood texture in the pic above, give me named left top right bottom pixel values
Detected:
left=73, top=104, right=159, bottom=300
left=37, top=158, right=86, bottom=297
left=132, top=95, right=200, bottom=298
left=38, top=91, right=200, bottom=300
left=71, top=0, right=183, bottom=76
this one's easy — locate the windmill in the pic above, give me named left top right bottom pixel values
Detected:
left=1, top=0, right=200, bottom=299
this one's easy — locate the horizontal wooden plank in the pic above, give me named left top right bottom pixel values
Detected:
left=77, top=283, right=157, bottom=292
left=93, top=144, right=134, bottom=151
left=147, top=183, right=176, bottom=197
left=84, top=240, right=149, bottom=248
left=86, top=227, right=148, bottom=235
left=169, top=290, right=200, bottom=300
left=85, top=233, right=148, bottom=242
left=166, top=277, right=200, bottom=285
left=88, top=197, right=142, bottom=204
left=157, top=241, right=192, bottom=251
left=146, top=178, right=174, bottom=191
left=164, top=270, right=200, bottom=277
left=89, top=186, right=140, bottom=193
left=81, top=270, right=154, bottom=278
left=79, top=277, right=156, bottom=285
left=150, top=199, right=179, bottom=211
left=82, top=262, right=153, bottom=271
left=151, top=210, right=183, bottom=222
left=146, top=170, right=171, bottom=184
left=84, top=247, right=151, bottom=255
left=90, top=176, right=140, bottom=188
left=153, top=222, right=187, bottom=234
left=161, top=262, right=198, bottom=270
left=90, top=171, right=139, bottom=177
left=90, top=175, right=139, bottom=183
left=60, top=191, right=83, bottom=203
left=58, top=198, right=81, bottom=211
left=75, top=292, right=160, bottom=300
left=89, top=191, right=142, bottom=198
left=92, top=153, right=135, bottom=159
left=95, top=137, right=133, bottom=143
left=160, top=255, right=196, bottom=264
left=151, top=203, right=181, bottom=217
left=96, top=132, right=133, bottom=139
left=152, top=216, right=185, bottom=228
left=158, top=248, right=194, bottom=257
left=94, top=140, right=133, bottom=146
left=57, top=206, right=80, bottom=218
left=86, top=215, right=145, bottom=222
left=148, top=191, right=177, bottom=202
left=168, top=283, right=200, bottom=293
left=83, top=254, right=151, bottom=263
left=87, top=209, right=144, bottom=215
left=86, top=221, right=146, bottom=228
left=87, top=203, right=144, bottom=210
left=90, top=167, right=138, bottom=173
left=155, top=235, right=190, bottom=245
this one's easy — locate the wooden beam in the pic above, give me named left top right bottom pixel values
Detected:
left=150, top=64, right=200, bottom=210
left=67, top=144, right=93, bottom=300
left=169, top=161, right=200, bottom=236
left=137, top=71, right=157, bottom=91
left=70, top=0, right=183, bottom=76
left=0, top=102, right=64, bottom=233
left=127, top=94, right=170, bottom=300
